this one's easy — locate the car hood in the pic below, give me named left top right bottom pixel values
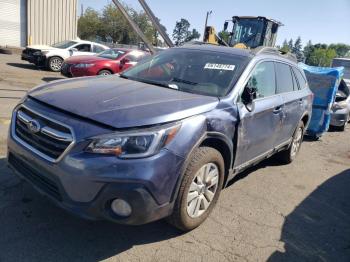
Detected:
left=26, top=45, right=59, bottom=51
left=64, top=55, right=110, bottom=64
left=28, top=76, right=219, bottom=128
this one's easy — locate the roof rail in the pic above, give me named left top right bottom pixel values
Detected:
left=252, top=46, right=297, bottom=62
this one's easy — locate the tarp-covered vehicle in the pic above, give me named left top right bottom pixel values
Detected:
left=299, top=63, right=344, bottom=138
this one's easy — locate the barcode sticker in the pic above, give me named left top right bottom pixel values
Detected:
left=204, top=63, right=235, bottom=71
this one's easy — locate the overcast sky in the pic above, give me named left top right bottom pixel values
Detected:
left=79, top=0, right=350, bottom=46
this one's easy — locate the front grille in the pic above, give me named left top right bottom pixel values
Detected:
left=8, top=153, right=62, bottom=201
left=13, top=106, right=74, bottom=161
left=22, top=48, right=39, bottom=56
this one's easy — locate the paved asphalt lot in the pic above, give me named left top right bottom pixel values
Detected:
left=0, top=53, right=349, bottom=262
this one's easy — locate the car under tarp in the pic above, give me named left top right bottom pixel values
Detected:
left=299, top=63, right=344, bottom=138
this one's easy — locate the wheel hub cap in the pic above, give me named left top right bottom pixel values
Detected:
left=186, top=163, right=219, bottom=218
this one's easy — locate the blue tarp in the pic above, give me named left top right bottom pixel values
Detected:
left=299, top=63, right=344, bottom=138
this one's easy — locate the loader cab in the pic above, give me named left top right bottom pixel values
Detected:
left=224, top=16, right=282, bottom=49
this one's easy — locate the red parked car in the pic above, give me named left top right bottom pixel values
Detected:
left=61, top=48, right=149, bottom=77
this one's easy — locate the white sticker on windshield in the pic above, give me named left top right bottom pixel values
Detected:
left=204, top=63, right=235, bottom=71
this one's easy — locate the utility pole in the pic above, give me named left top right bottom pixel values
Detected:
left=203, top=10, right=212, bottom=41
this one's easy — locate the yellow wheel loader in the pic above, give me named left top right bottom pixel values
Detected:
left=204, top=16, right=283, bottom=49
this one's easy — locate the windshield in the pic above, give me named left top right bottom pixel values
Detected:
left=229, top=19, right=264, bottom=48
left=121, top=48, right=250, bottom=97
left=98, top=49, right=126, bottom=60
left=52, top=40, right=77, bottom=49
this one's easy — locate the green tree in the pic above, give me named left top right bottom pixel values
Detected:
left=172, top=18, right=191, bottom=46
left=328, top=43, right=350, bottom=57
left=280, top=39, right=290, bottom=53
left=288, top=39, right=293, bottom=50
left=303, top=40, right=314, bottom=64
left=292, top=37, right=304, bottom=62
left=172, top=18, right=200, bottom=46
left=218, top=30, right=230, bottom=43
left=185, top=28, right=201, bottom=42
left=308, top=48, right=337, bottom=67
left=77, top=8, right=102, bottom=40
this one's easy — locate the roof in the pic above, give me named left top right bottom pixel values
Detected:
left=72, top=39, right=109, bottom=47
left=180, top=43, right=253, bottom=57
left=232, top=16, right=284, bottom=26
left=181, top=43, right=297, bottom=64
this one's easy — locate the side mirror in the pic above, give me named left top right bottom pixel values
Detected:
left=224, top=21, right=229, bottom=31
left=241, top=85, right=257, bottom=112
left=69, top=48, right=78, bottom=55
left=120, top=58, right=130, bottom=66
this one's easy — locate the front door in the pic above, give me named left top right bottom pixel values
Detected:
left=235, top=61, right=284, bottom=166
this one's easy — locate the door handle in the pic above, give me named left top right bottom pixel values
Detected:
left=298, top=99, right=303, bottom=105
left=273, top=106, right=283, bottom=114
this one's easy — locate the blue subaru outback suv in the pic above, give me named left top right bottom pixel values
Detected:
left=7, top=45, right=312, bottom=231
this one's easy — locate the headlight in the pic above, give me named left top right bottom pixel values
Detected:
left=332, top=100, right=348, bottom=110
left=85, top=123, right=181, bottom=158
left=33, top=51, right=41, bottom=55
left=75, top=63, right=95, bottom=68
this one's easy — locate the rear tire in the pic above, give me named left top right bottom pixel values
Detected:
left=48, top=56, right=63, bottom=72
left=277, top=121, right=305, bottom=164
left=167, top=147, right=224, bottom=232
left=98, top=69, right=112, bottom=76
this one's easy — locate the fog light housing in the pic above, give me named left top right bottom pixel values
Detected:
left=111, top=199, right=132, bottom=217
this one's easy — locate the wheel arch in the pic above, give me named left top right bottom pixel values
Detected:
left=198, top=132, right=234, bottom=188
left=98, top=68, right=113, bottom=74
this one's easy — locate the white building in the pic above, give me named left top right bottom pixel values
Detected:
left=0, top=0, right=78, bottom=47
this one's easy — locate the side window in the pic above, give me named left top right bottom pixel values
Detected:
left=292, top=67, right=308, bottom=89
left=75, top=44, right=91, bottom=52
left=247, top=61, right=276, bottom=98
left=93, top=45, right=105, bottom=53
left=124, top=54, right=138, bottom=62
left=275, top=62, right=294, bottom=93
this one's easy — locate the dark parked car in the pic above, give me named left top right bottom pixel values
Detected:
left=61, top=48, right=149, bottom=77
left=7, top=45, right=312, bottom=231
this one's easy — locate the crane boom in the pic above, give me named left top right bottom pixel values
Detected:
left=138, top=0, right=174, bottom=47
left=111, top=0, right=156, bottom=54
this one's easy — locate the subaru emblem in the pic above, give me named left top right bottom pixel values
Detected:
left=28, top=119, right=41, bottom=134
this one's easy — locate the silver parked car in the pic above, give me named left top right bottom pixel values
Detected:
left=330, top=79, right=350, bottom=131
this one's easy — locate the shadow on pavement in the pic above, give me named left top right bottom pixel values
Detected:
left=268, top=169, right=350, bottom=261
left=41, top=77, right=65, bottom=82
left=0, top=157, right=181, bottom=261
left=6, top=62, right=43, bottom=71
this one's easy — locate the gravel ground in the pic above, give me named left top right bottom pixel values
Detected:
left=0, top=53, right=349, bottom=262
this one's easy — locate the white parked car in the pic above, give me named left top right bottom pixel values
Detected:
left=21, top=40, right=110, bottom=72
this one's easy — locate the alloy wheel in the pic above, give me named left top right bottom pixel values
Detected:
left=291, top=127, right=303, bottom=157
left=50, top=58, right=62, bottom=71
left=186, top=163, right=219, bottom=218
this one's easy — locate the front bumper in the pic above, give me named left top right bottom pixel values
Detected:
left=21, top=53, right=46, bottom=66
left=330, top=109, right=349, bottom=127
left=7, top=100, right=185, bottom=225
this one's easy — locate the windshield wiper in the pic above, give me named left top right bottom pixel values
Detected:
left=171, top=77, right=198, bottom=86
left=120, top=75, right=173, bottom=89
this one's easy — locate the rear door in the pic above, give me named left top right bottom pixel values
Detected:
left=274, top=62, right=303, bottom=146
left=235, top=61, right=284, bottom=166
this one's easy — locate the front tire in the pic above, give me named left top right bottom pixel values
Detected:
left=48, top=56, right=63, bottom=72
left=168, top=147, right=224, bottom=231
left=98, top=69, right=112, bottom=76
left=277, top=121, right=305, bottom=164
